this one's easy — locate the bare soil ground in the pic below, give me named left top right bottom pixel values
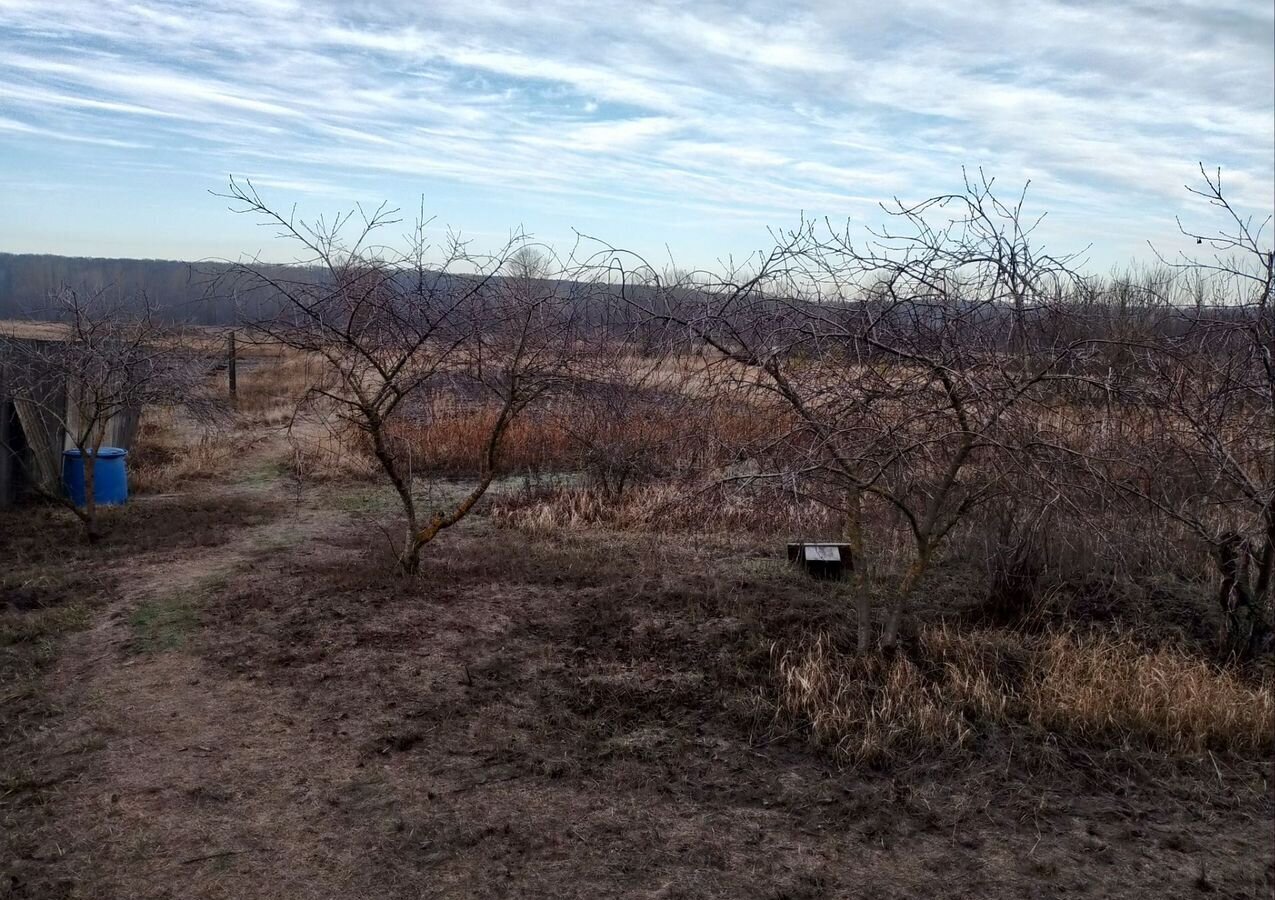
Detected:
left=2, top=437, right=1272, bottom=899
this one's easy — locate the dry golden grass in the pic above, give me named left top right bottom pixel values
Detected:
left=233, top=349, right=320, bottom=426
left=774, top=634, right=972, bottom=766
left=127, top=407, right=257, bottom=494
left=286, top=424, right=380, bottom=482
left=490, top=481, right=839, bottom=536
left=1026, top=630, right=1275, bottom=753
left=0, top=319, right=74, bottom=341
left=774, top=625, right=1274, bottom=765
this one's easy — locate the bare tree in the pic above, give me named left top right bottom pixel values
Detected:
left=0, top=288, right=207, bottom=540
left=1156, top=163, right=1274, bottom=312
left=220, top=181, right=586, bottom=574
left=1085, top=166, right=1275, bottom=659
left=605, top=173, right=1086, bottom=651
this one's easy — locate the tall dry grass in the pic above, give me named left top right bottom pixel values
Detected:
left=387, top=403, right=575, bottom=474
left=1024, top=630, right=1273, bottom=752
left=383, top=395, right=774, bottom=478
left=774, top=625, right=1274, bottom=765
left=774, top=634, right=973, bottom=766
left=128, top=407, right=258, bottom=494
left=286, top=423, right=380, bottom=482
left=130, top=343, right=318, bottom=492
left=490, top=481, right=839, bottom=536
left=233, top=349, right=320, bottom=427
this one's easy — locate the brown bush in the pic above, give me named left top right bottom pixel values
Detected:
left=387, top=403, right=575, bottom=474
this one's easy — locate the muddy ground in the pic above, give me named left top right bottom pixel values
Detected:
left=2, top=458, right=1272, bottom=899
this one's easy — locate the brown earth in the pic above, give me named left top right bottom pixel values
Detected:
left=2, top=438, right=1272, bottom=899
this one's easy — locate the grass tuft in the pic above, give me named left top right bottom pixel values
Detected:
left=773, top=625, right=1274, bottom=765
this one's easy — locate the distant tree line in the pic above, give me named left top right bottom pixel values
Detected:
left=0, top=251, right=656, bottom=333
left=0, top=253, right=241, bottom=324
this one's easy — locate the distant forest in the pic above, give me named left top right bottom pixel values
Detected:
left=0, top=253, right=243, bottom=324
left=0, top=252, right=651, bottom=332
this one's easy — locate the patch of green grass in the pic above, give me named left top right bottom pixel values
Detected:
left=327, top=483, right=399, bottom=513
left=129, top=595, right=199, bottom=653
left=237, top=459, right=289, bottom=487
left=127, top=572, right=229, bottom=653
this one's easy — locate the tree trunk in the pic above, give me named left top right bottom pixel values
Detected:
left=844, top=486, right=873, bottom=652
left=399, top=531, right=422, bottom=575
left=365, top=422, right=421, bottom=575
left=83, top=451, right=100, bottom=543
left=1213, top=532, right=1272, bottom=662
left=401, top=472, right=498, bottom=572
left=880, top=548, right=930, bottom=650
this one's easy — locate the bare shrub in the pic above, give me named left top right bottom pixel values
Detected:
left=1, top=288, right=212, bottom=538
left=557, top=348, right=763, bottom=495
left=386, top=401, right=574, bottom=475
left=606, top=173, right=1091, bottom=650
left=976, top=500, right=1051, bottom=623
left=1056, top=167, right=1275, bottom=660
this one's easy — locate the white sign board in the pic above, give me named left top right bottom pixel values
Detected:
left=805, top=545, right=841, bottom=562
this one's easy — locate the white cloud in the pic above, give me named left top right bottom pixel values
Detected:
left=0, top=0, right=1269, bottom=266
left=0, top=113, right=148, bottom=147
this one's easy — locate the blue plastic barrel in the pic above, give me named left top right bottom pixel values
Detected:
left=62, top=447, right=129, bottom=507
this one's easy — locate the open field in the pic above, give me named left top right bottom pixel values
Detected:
left=0, top=0, right=1271, bottom=892
left=2, top=342, right=1273, bottom=899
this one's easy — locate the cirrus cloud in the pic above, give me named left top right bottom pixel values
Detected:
left=0, top=0, right=1270, bottom=266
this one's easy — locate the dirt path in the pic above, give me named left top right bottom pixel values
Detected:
left=22, top=434, right=378, bottom=896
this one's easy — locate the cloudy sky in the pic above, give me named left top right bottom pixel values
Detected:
left=0, top=0, right=1271, bottom=269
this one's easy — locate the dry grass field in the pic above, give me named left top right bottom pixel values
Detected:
left=2, top=344, right=1273, bottom=899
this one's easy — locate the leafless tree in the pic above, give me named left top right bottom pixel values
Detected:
left=603, top=172, right=1087, bottom=651
left=0, top=288, right=208, bottom=540
left=220, top=181, right=588, bottom=574
left=1156, top=163, right=1274, bottom=312
left=1084, top=166, right=1275, bottom=659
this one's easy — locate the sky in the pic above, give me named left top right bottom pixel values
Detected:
left=0, top=0, right=1272, bottom=272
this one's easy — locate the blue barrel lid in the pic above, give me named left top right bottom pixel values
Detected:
left=63, top=447, right=127, bottom=459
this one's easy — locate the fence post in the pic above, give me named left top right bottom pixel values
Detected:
left=228, top=330, right=237, bottom=402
